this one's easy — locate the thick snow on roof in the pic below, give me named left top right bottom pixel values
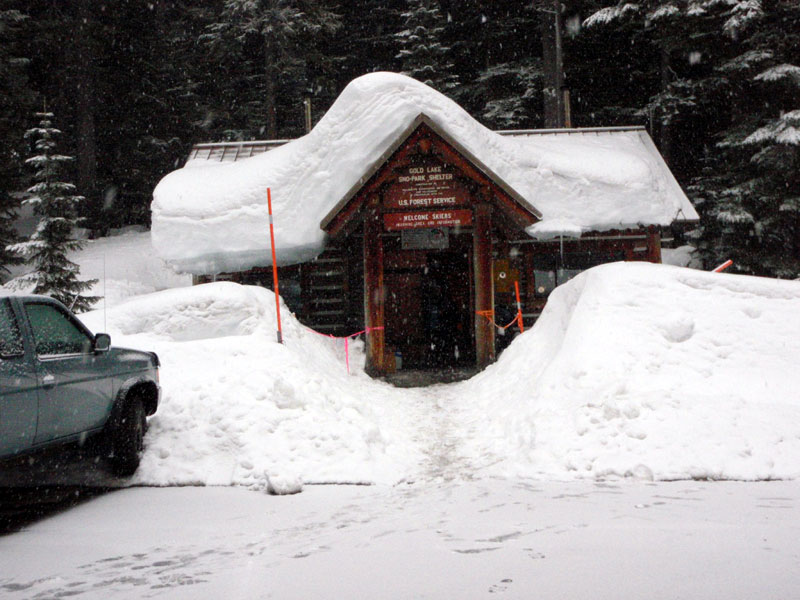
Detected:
left=152, top=72, right=697, bottom=274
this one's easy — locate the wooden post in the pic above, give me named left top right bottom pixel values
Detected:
left=364, top=204, right=385, bottom=375
left=647, top=227, right=662, bottom=263
left=473, top=203, right=494, bottom=368
left=304, top=98, right=312, bottom=133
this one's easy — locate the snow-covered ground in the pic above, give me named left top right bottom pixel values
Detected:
left=65, top=233, right=800, bottom=487
left=4, top=231, right=800, bottom=598
left=2, top=480, right=800, bottom=599
left=2, top=227, right=191, bottom=304
left=6, top=230, right=800, bottom=487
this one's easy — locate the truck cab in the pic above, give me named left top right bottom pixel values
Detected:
left=0, top=295, right=160, bottom=475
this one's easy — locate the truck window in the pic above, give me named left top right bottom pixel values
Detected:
left=24, top=302, right=93, bottom=356
left=0, top=299, right=24, bottom=357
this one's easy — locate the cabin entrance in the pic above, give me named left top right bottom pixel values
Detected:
left=384, top=235, right=474, bottom=370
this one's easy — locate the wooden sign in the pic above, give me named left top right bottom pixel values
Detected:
left=384, top=163, right=467, bottom=210
left=384, top=209, right=472, bottom=231
left=493, top=259, right=519, bottom=294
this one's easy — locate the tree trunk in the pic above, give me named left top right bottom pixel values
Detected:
left=73, top=0, right=97, bottom=211
left=540, top=0, right=564, bottom=128
left=264, top=33, right=278, bottom=139
left=658, top=46, right=673, bottom=167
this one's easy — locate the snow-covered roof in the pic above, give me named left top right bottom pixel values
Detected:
left=152, top=72, right=698, bottom=275
left=187, top=140, right=290, bottom=163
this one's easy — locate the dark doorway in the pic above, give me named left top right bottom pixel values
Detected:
left=384, top=238, right=474, bottom=370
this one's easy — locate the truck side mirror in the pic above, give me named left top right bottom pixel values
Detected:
left=94, top=333, right=111, bottom=353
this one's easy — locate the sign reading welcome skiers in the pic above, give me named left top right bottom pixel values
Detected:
left=384, top=209, right=472, bottom=230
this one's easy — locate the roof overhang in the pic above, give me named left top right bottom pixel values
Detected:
left=320, top=113, right=542, bottom=237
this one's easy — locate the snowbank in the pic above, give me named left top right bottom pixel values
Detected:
left=56, top=231, right=800, bottom=485
left=661, top=244, right=700, bottom=268
left=80, top=282, right=424, bottom=488
left=1, top=229, right=190, bottom=308
left=79, top=263, right=800, bottom=486
left=458, top=262, right=800, bottom=481
left=152, top=72, right=696, bottom=274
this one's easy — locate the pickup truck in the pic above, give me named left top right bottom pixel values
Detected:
left=0, top=295, right=160, bottom=476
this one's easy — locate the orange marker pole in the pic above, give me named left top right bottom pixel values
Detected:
left=713, top=259, right=733, bottom=273
left=267, top=188, right=283, bottom=344
left=514, top=280, right=524, bottom=333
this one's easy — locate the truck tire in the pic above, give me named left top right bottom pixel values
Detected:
left=109, top=396, right=146, bottom=476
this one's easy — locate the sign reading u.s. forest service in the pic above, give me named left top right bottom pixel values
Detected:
left=384, top=164, right=467, bottom=210
left=384, top=209, right=472, bottom=231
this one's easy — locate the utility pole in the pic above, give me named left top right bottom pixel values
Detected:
left=538, top=0, right=569, bottom=128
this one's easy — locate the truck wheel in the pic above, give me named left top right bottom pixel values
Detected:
left=110, top=396, right=146, bottom=476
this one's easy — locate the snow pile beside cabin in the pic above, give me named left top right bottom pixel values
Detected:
left=79, top=260, right=800, bottom=485
left=1, top=228, right=190, bottom=306
left=80, top=282, right=424, bottom=488
left=152, top=72, right=696, bottom=274
left=458, top=262, right=800, bottom=481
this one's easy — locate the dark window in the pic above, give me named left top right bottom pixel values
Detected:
left=0, top=299, right=24, bottom=357
left=24, top=303, right=93, bottom=356
left=534, top=270, right=557, bottom=296
left=557, top=268, right=583, bottom=285
left=533, top=250, right=626, bottom=296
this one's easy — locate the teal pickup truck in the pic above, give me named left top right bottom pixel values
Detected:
left=0, top=295, right=160, bottom=476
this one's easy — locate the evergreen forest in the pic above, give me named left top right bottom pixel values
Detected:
left=1, top=0, right=798, bottom=279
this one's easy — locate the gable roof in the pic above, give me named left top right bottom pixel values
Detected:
left=320, top=113, right=543, bottom=236
left=151, top=72, right=698, bottom=275
left=498, top=125, right=698, bottom=239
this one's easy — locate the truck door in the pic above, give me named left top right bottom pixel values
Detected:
left=23, top=300, right=112, bottom=445
left=0, top=299, right=39, bottom=455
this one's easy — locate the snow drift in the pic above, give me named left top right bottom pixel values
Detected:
left=80, top=282, right=424, bottom=488
left=151, top=72, right=696, bottom=274
left=459, top=262, right=800, bottom=481
left=77, top=260, right=800, bottom=487
left=2, top=229, right=190, bottom=307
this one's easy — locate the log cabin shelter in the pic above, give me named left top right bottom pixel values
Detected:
left=152, top=75, right=699, bottom=379
left=319, top=113, right=545, bottom=375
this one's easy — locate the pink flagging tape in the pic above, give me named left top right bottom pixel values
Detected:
left=308, top=326, right=385, bottom=374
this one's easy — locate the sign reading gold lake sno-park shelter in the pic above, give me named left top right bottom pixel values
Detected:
left=384, top=163, right=469, bottom=211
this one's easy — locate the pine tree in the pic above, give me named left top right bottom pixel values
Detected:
left=689, top=0, right=800, bottom=279
left=10, top=112, right=97, bottom=311
left=204, top=0, right=342, bottom=140
left=0, top=187, right=22, bottom=279
left=91, top=0, right=206, bottom=229
left=396, top=0, right=458, bottom=94
left=0, top=8, right=34, bottom=276
left=580, top=0, right=799, bottom=278
left=581, top=0, right=733, bottom=170
left=448, top=2, right=543, bottom=129
left=329, top=0, right=404, bottom=89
